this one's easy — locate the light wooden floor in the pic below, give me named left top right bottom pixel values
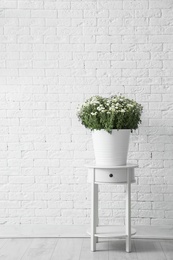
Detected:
left=0, top=238, right=172, bottom=260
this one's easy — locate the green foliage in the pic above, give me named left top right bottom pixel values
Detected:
left=77, top=95, right=143, bottom=133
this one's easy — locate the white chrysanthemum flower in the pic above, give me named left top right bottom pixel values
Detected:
left=110, top=107, right=115, bottom=112
left=91, top=112, right=97, bottom=116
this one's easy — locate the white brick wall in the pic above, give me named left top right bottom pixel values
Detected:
left=0, top=0, right=173, bottom=227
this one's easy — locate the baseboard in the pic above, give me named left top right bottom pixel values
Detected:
left=0, top=225, right=173, bottom=239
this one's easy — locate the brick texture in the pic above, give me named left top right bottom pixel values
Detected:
left=0, top=0, right=173, bottom=226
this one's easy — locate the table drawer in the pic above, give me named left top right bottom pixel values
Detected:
left=88, top=168, right=135, bottom=183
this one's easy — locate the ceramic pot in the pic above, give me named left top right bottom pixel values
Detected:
left=92, top=129, right=130, bottom=166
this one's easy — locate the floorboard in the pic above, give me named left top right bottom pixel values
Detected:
left=0, top=239, right=8, bottom=249
left=109, top=239, right=138, bottom=260
left=51, top=238, right=83, bottom=260
left=22, top=238, right=57, bottom=260
left=0, top=239, right=31, bottom=260
left=0, top=238, right=172, bottom=260
left=134, top=239, right=166, bottom=260
left=160, top=240, right=173, bottom=260
left=80, top=238, right=109, bottom=260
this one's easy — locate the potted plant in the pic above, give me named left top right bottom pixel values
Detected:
left=77, top=95, right=143, bottom=166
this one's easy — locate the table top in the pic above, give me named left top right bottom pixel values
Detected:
left=85, top=163, right=138, bottom=169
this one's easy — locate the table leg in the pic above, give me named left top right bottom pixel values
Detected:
left=91, top=169, right=96, bottom=251
left=126, top=169, right=131, bottom=253
left=94, top=184, right=98, bottom=243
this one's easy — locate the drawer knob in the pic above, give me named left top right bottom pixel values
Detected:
left=109, top=173, right=113, bottom=178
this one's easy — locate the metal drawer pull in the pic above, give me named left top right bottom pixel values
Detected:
left=109, top=173, right=113, bottom=178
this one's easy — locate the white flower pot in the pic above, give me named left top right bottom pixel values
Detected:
left=92, top=129, right=130, bottom=166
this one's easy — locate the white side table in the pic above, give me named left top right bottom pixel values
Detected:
left=86, top=164, right=138, bottom=253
